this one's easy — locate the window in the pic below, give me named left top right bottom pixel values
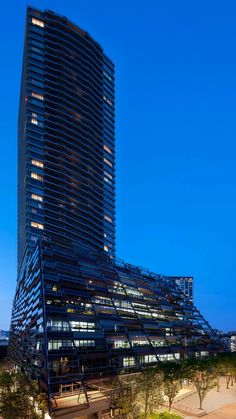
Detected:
left=70, top=321, right=95, bottom=332
left=103, top=96, right=113, bottom=106
left=104, top=214, right=112, bottom=223
left=31, top=118, right=43, bottom=127
left=131, top=340, right=149, bottom=347
left=31, top=172, right=43, bottom=181
left=104, top=144, right=112, bottom=154
left=32, top=18, right=44, bottom=28
left=123, top=357, right=136, bottom=367
left=30, top=78, right=44, bottom=88
left=31, top=193, right=43, bottom=202
left=48, top=340, right=72, bottom=351
left=104, top=171, right=113, bottom=180
left=74, top=340, right=95, bottom=347
left=47, top=320, right=69, bottom=331
left=104, top=157, right=113, bottom=168
left=103, top=71, right=112, bottom=81
left=158, top=353, right=176, bottom=361
left=32, top=92, right=44, bottom=101
left=31, top=221, right=44, bottom=230
left=32, top=159, right=44, bottom=168
left=114, top=340, right=130, bottom=349
left=140, top=355, right=157, bottom=364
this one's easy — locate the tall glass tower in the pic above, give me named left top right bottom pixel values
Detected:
left=18, top=7, right=115, bottom=272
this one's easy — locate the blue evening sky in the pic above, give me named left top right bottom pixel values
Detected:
left=1, top=0, right=236, bottom=331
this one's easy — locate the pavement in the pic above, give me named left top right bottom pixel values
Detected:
left=172, top=377, right=236, bottom=418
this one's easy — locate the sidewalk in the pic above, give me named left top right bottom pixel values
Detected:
left=172, top=377, right=236, bottom=418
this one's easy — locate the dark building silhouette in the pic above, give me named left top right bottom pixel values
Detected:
left=10, top=6, right=225, bottom=417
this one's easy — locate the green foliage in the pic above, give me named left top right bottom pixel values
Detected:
left=0, top=370, right=48, bottom=419
left=157, top=362, right=182, bottom=411
left=137, top=368, right=164, bottom=418
left=138, top=412, right=181, bottom=419
left=159, top=412, right=182, bottom=419
left=112, top=374, right=140, bottom=419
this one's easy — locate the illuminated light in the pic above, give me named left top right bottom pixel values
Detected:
left=104, top=170, right=112, bottom=180
left=31, top=172, right=43, bottom=181
left=104, top=245, right=109, bottom=252
left=104, top=214, right=112, bottom=223
left=103, top=157, right=113, bottom=168
left=103, top=144, right=112, bottom=154
left=32, top=92, right=44, bottom=101
left=31, top=221, right=44, bottom=230
left=32, top=18, right=44, bottom=28
left=32, top=159, right=44, bottom=168
left=31, top=193, right=43, bottom=202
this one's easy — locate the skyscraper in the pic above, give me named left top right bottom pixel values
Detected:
left=18, top=6, right=115, bottom=273
left=10, top=6, right=225, bottom=418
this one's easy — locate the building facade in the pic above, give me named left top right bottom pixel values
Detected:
left=10, top=239, right=224, bottom=413
left=171, top=276, right=193, bottom=302
left=10, top=6, right=225, bottom=417
left=18, top=6, right=115, bottom=273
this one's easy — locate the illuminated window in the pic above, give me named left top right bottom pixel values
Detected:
left=74, top=340, right=95, bottom=347
left=131, top=340, right=149, bottom=347
left=104, top=157, right=113, bottom=168
left=31, top=221, right=44, bottom=230
left=31, top=172, right=43, bottom=181
left=104, top=177, right=112, bottom=185
left=158, top=353, right=176, bottom=361
left=140, top=355, right=157, bottom=364
left=104, top=245, right=109, bottom=252
left=31, top=193, right=43, bottom=202
left=32, top=159, right=44, bottom=168
left=48, top=340, right=72, bottom=351
left=70, top=321, right=95, bottom=332
left=104, top=171, right=112, bottom=180
left=103, top=96, right=113, bottom=106
left=31, top=118, right=43, bottom=127
left=32, top=92, right=44, bottom=101
left=104, top=144, right=112, bottom=154
left=104, top=214, right=112, bottom=223
left=32, top=18, right=44, bottom=28
left=114, top=340, right=130, bottom=349
left=123, top=357, right=136, bottom=367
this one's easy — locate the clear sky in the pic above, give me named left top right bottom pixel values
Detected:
left=1, top=0, right=236, bottom=331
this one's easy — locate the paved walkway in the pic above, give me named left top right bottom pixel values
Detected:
left=206, top=402, right=236, bottom=419
left=173, top=377, right=236, bottom=418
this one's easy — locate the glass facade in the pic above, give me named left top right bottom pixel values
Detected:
left=18, top=6, right=115, bottom=273
left=10, top=239, right=225, bottom=411
left=172, top=276, right=194, bottom=302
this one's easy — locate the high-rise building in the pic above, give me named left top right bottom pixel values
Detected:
left=10, top=6, right=226, bottom=418
left=172, top=276, right=193, bottom=302
left=18, top=6, right=115, bottom=273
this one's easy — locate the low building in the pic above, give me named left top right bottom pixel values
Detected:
left=9, top=239, right=225, bottom=416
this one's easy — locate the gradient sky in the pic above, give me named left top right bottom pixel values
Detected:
left=1, top=0, right=236, bottom=331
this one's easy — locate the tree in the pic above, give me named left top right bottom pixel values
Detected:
left=216, top=353, right=236, bottom=389
left=112, top=374, right=140, bottom=419
left=0, top=370, right=48, bottom=419
left=183, top=358, right=217, bottom=410
left=159, top=362, right=181, bottom=412
left=137, top=368, right=163, bottom=418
